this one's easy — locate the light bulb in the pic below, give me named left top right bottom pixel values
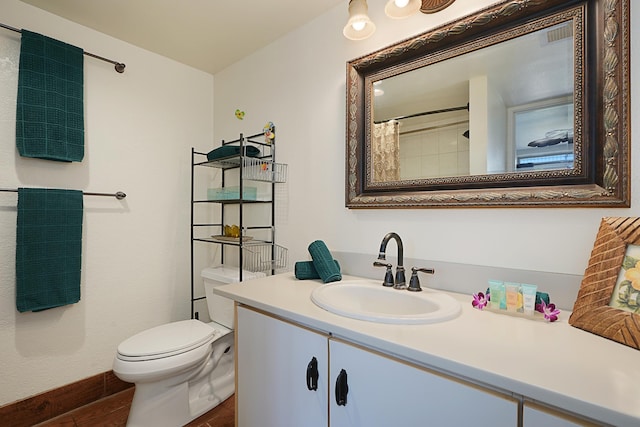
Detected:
left=351, top=20, right=366, bottom=31
left=344, top=0, right=376, bottom=40
left=385, top=0, right=420, bottom=19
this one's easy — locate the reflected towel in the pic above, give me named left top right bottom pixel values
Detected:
left=308, top=240, right=341, bottom=283
left=16, top=30, right=84, bottom=162
left=16, top=188, right=83, bottom=312
left=295, top=260, right=341, bottom=280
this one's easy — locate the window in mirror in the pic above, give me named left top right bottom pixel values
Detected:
left=511, top=98, right=574, bottom=172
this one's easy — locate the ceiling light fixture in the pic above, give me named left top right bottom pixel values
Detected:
left=343, top=0, right=376, bottom=40
left=384, top=0, right=421, bottom=19
left=343, top=0, right=457, bottom=41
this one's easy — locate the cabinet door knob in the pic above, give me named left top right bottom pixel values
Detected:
left=335, top=369, right=349, bottom=406
left=306, top=356, right=319, bottom=391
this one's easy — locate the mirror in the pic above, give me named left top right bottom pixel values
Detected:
left=372, top=22, right=575, bottom=179
left=345, top=0, right=630, bottom=208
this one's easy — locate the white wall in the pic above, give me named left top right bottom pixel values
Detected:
left=0, top=1, right=213, bottom=405
left=213, top=0, right=639, bottom=287
left=469, top=75, right=489, bottom=174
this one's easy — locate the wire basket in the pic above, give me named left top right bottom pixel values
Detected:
left=242, top=243, right=288, bottom=272
left=243, top=157, right=288, bottom=183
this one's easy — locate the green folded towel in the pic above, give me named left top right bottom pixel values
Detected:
left=16, top=30, right=84, bottom=162
left=207, top=145, right=260, bottom=161
left=536, top=291, right=550, bottom=307
left=295, top=260, right=341, bottom=280
left=16, top=188, right=83, bottom=312
left=308, top=240, right=341, bottom=283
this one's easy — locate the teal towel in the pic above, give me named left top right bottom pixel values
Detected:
left=295, top=260, right=341, bottom=280
left=16, top=30, right=84, bottom=162
left=308, top=240, right=341, bottom=283
left=207, top=145, right=260, bottom=161
left=536, top=291, right=551, bottom=307
left=16, top=188, right=83, bottom=312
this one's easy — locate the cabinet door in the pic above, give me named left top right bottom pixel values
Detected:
left=523, top=402, right=600, bottom=427
left=329, top=339, right=518, bottom=427
left=236, top=306, right=328, bottom=427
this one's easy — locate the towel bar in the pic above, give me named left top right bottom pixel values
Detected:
left=0, top=188, right=126, bottom=199
left=0, top=22, right=126, bottom=73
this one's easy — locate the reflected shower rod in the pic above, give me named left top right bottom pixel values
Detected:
left=375, top=103, right=469, bottom=124
left=0, top=22, right=125, bottom=73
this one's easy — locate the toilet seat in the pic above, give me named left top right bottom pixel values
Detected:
left=117, top=319, right=220, bottom=362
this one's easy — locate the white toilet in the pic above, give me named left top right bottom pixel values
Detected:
left=113, top=267, right=264, bottom=427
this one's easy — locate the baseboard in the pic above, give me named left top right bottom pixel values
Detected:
left=0, top=371, right=133, bottom=427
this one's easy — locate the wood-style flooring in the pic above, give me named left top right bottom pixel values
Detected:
left=33, top=389, right=235, bottom=427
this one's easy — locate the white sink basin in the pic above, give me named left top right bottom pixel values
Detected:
left=310, top=279, right=461, bottom=324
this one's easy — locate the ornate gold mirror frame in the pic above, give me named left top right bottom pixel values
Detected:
left=345, top=0, right=630, bottom=208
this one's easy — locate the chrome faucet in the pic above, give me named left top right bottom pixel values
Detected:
left=373, top=232, right=406, bottom=289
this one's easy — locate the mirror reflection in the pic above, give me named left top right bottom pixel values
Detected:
left=371, top=22, right=575, bottom=182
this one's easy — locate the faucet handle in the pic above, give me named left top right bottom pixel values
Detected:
left=373, top=261, right=395, bottom=287
left=407, top=267, right=435, bottom=292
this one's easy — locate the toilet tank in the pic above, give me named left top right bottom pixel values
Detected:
left=201, top=266, right=265, bottom=329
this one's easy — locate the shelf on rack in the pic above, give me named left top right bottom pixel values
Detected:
left=243, top=243, right=288, bottom=272
left=195, top=155, right=243, bottom=169
left=210, top=235, right=254, bottom=242
left=192, top=238, right=287, bottom=272
left=193, top=237, right=266, bottom=246
left=242, top=158, right=288, bottom=183
left=196, top=155, right=287, bottom=183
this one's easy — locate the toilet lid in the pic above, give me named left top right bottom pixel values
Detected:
left=118, top=319, right=216, bottom=359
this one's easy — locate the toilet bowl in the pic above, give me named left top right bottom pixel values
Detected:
left=113, top=319, right=234, bottom=427
left=113, top=266, right=264, bottom=427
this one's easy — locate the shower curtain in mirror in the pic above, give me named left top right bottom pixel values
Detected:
left=372, top=121, right=400, bottom=182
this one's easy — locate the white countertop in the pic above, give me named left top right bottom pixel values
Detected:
left=214, top=273, right=640, bottom=426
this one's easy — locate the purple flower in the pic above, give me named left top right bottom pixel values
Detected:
left=472, top=292, right=488, bottom=310
left=536, top=300, right=561, bottom=322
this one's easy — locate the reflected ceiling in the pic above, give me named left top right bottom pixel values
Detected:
left=374, top=22, right=574, bottom=121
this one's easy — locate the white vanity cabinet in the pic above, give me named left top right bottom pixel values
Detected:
left=329, top=338, right=518, bottom=427
left=236, top=305, right=328, bottom=427
left=237, top=305, right=518, bottom=427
